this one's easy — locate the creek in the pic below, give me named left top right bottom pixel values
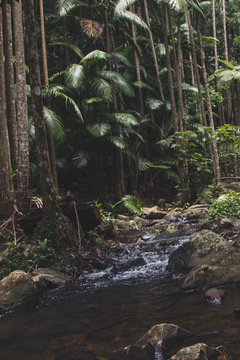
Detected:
left=0, top=224, right=240, bottom=360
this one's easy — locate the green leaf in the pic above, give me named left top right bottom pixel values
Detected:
left=89, top=78, right=114, bottom=102
left=114, top=10, right=149, bottom=32
left=56, top=0, right=86, bottom=16
left=73, top=150, right=90, bottom=168
left=50, top=42, right=84, bottom=59
left=111, top=52, right=132, bottom=68
left=43, top=85, right=84, bottom=122
left=65, top=64, right=85, bottom=88
left=81, top=50, right=109, bottom=63
left=111, top=112, right=139, bottom=126
left=132, top=81, right=155, bottom=92
left=87, top=123, right=111, bottom=137
left=43, top=107, right=65, bottom=141
left=146, top=98, right=164, bottom=110
left=83, top=97, right=104, bottom=104
left=99, top=70, right=135, bottom=98
left=109, top=136, right=126, bottom=149
left=182, top=83, right=198, bottom=93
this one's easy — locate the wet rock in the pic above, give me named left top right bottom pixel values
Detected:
left=142, top=206, right=168, bottom=220
left=168, top=230, right=228, bottom=273
left=204, top=288, right=225, bottom=304
left=0, top=270, right=37, bottom=311
left=112, top=256, right=146, bottom=272
left=182, top=204, right=209, bottom=221
left=32, top=268, right=71, bottom=289
left=203, top=215, right=240, bottom=235
left=169, top=343, right=219, bottom=360
left=131, top=323, right=193, bottom=359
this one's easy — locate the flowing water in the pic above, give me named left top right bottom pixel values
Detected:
left=1, top=226, right=240, bottom=359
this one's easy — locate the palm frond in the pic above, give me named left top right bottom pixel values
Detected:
left=49, top=70, right=66, bottom=82
left=43, top=85, right=84, bottom=122
left=81, top=50, right=110, bottom=63
left=87, top=123, right=111, bottom=137
left=64, top=64, right=85, bottom=88
left=50, top=41, right=84, bottom=59
left=83, top=97, right=104, bottom=105
left=99, top=70, right=135, bottom=97
left=115, top=10, right=149, bottom=32
left=80, top=18, right=104, bottom=41
left=108, top=136, right=126, bottom=149
left=89, top=78, right=114, bottom=102
left=146, top=98, right=164, bottom=111
left=115, top=0, right=138, bottom=12
left=111, top=52, right=132, bottom=68
left=132, top=81, right=155, bottom=92
left=43, top=107, right=65, bottom=141
left=56, top=0, right=86, bottom=16
left=182, top=82, right=198, bottom=93
left=111, top=112, right=139, bottom=126
left=121, top=194, right=142, bottom=215
left=73, top=150, right=90, bottom=168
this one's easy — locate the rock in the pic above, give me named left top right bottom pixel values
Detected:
left=32, top=268, right=71, bottom=289
left=0, top=270, right=37, bottom=311
left=204, top=288, right=225, bottom=304
left=130, top=323, right=193, bottom=359
left=142, top=206, right=168, bottom=220
left=203, top=215, right=240, bottom=235
left=182, top=204, right=209, bottom=221
left=167, top=230, right=228, bottom=273
left=169, top=343, right=219, bottom=360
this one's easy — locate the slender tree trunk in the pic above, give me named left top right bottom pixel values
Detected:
left=143, top=0, right=164, bottom=101
left=185, top=8, right=215, bottom=176
left=0, top=7, right=13, bottom=207
left=3, top=1, right=18, bottom=173
left=222, top=0, right=232, bottom=122
left=12, top=0, right=29, bottom=212
left=39, top=0, right=59, bottom=195
left=197, top=19, right=221, bottom=183
left=24, top=0, right=56, bottom=216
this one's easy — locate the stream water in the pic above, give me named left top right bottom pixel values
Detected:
left=1, top=226, right=240, bottom=360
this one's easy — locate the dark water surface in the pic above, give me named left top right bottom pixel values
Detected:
left=0, top=277, right=240, bottom=360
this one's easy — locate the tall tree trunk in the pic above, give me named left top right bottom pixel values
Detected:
left=12, top=0, right=29, bottom=213
left=143, top=0, right=164, bottom=102
left=222, top=0, right=232, bottom=122
left=197, top=19, right=221, bottom=183
left=3, top=1, right=18, bottom=173
left=0, top=7, right=13, bottom=209
left=24, top=0, right=56, bottom=216
left=185, top=7, right=215, bottom=176
left=39, top=0, right=59, bottom=195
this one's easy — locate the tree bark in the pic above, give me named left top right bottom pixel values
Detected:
left=39, top=0, right=59, bottom=195
left=3, top=1, right=18, bottom=173
left=24, top=0, right=56, bottom=216
left=12, top=0, right=29, bottom=212
left=0, top=7, right=13, bottom=206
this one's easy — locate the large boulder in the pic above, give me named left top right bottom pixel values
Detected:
left=32, top=268, right=71, bottom=289
left=167, top=230, right=228, bottom=273
left=129, top=323, right=193, bottom=359
left=169, top=343, right=220, bottom=360
left=0, top=270, right=37, bottom=311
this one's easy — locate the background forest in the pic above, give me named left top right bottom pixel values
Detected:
left=1, top=0, right=240, bottom=217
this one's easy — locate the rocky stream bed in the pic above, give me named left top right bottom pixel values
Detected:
left=1, top=204, right=240, bottom=359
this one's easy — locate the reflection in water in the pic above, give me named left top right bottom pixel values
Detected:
left=0, top=279, right=240, bottom=359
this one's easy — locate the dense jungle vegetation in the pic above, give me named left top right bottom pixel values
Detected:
left=1, top=0, right=240, bottom=219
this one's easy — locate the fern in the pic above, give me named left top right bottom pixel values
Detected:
left=122, top=195, right=142, bottom=215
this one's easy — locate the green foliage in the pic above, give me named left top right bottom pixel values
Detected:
left=206, top=191, right=240, bottom=220
left=122, top=195, right=142, bottom=215
left=0, top=239, right=55, bottom=280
